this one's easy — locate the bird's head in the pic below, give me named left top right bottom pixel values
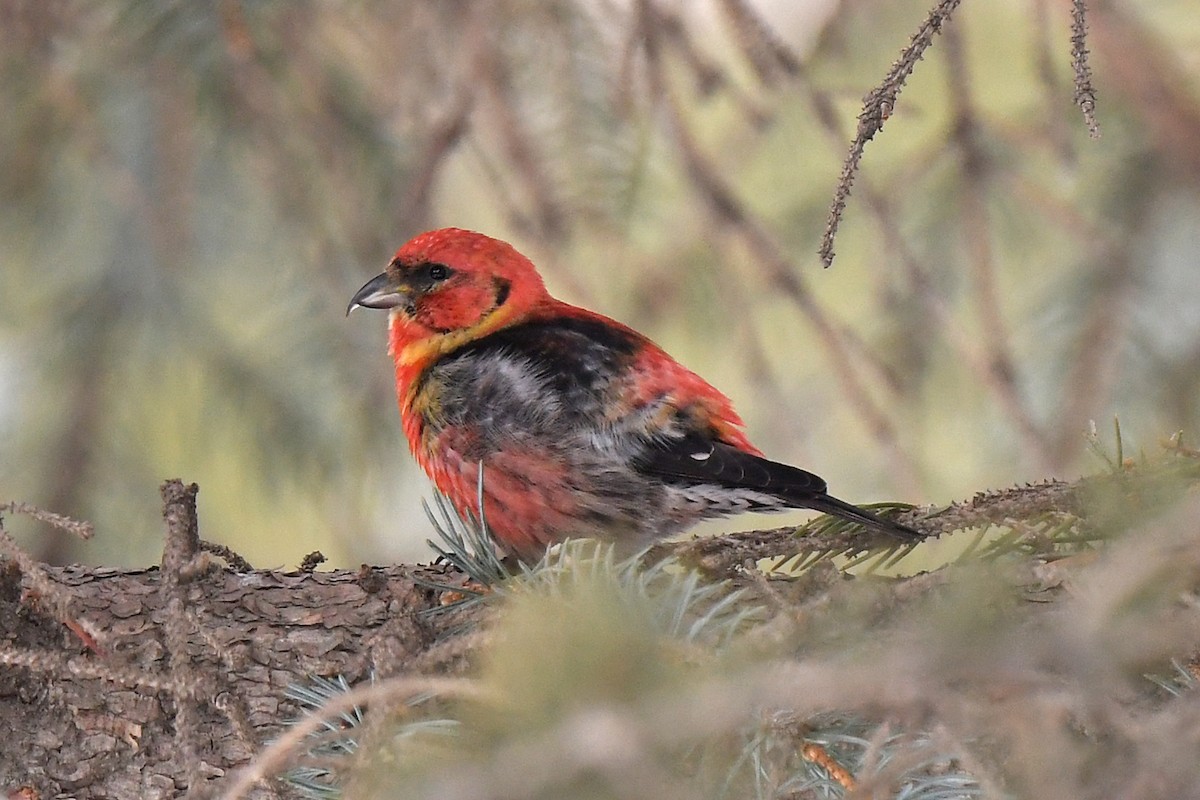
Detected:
left=348, top=228, right=550, bottom=365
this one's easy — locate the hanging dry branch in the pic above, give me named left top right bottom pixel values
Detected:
left=820, top=0, right=967, bottom=267
left=1071, top=0, right=1101, bottom=138
left=819, top=0, right=1105, bottom=266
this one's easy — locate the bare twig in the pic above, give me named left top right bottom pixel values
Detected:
left=0, top=646, right=179, bottom=694
left=0, top=501, right=94, bottom=540
left=655, top=512, right=923, bottom=582
left=0, top=503, right=103, bottom=651
left=161, top=480, right=201, bottom=570
left=298, top=550, right=327, bottom=572
left=1070, top=0, right=1101, bottom=138
left=158, top=479, right=210, bottom=793
left=199, top=539, right=253, bottom=572
left=158, top=480, right=285, bottom=797
left=820, top=0, right=966, bottom=267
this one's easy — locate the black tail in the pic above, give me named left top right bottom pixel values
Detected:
left=805, top=493, right=923, bottom=542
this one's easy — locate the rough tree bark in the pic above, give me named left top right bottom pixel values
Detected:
left=0, top=481, right=474, bottom=800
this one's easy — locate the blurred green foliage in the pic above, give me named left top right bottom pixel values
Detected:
left=2, top=0, right=1199, bottom=568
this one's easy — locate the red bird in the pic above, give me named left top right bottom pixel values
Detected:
left=349, top=228, right=919, bottom=561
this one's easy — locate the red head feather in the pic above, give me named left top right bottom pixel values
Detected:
left=385, top=229, right=549, bottom=362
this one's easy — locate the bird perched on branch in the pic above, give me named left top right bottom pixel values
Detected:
left=349, top=228, right=920, bottom=561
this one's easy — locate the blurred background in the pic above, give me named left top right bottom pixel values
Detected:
left=1, top=0, right=1198, bottom=568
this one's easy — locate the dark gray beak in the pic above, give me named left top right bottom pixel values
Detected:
left=347, top=272, right=407, bottom=316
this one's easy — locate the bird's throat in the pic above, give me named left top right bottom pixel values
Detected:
left=389, top=304, right=518, bottom=370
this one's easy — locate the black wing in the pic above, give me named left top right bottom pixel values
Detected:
left=635, top=431, right=828, bottom=499
left=636, top=431, right=922, bottom=542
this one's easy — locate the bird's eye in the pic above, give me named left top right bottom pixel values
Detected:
left=428, top=264, right=451, bottom=281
